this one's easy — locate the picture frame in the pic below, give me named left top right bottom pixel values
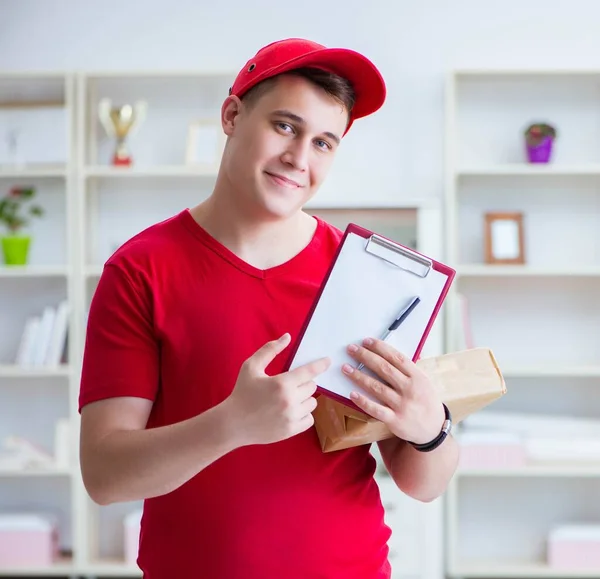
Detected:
left=185, top=119, right=225, bottom=169
left=484, top=211, right=525, bottom=265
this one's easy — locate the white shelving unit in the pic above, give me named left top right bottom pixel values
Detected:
left=444, top=69, right=600, bottom=578
left=0, top=71, right=79, bottom=576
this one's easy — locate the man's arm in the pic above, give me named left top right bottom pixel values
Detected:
left=79, top=396, right=241, bottom=505
left=377, top=434, right=459, bottom=503
left=80, top=336, right=329, bottom=506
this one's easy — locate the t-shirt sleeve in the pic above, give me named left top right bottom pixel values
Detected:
left=78, top=261, right=159, bottom=412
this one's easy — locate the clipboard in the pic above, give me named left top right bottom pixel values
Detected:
left=284, top=222, right=456, bottom=413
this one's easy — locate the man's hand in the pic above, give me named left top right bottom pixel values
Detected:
left=341, top=337, right=445, bottom=445
left=226, top=333, right=331, bottom=446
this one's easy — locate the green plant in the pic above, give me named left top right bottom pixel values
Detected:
left=524, top=123, right=557, bottom=146
left=0, top=186, right=44, bottom=234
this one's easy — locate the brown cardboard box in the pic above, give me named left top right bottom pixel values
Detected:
left=312, top=347, right=506, bottom=452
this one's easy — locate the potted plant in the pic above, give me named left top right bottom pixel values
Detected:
left=0, top=186, right=44, bottom=266
left=524, top=122, right=557, bottom=163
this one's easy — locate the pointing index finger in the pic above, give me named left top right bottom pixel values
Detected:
left=284, top=356, right=331, bottom=385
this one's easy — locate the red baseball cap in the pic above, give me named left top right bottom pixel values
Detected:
left=229, top=38, right=386, bottom=134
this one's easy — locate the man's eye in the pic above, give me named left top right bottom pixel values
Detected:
left=277, top=122, right=293, bottom=132
left=315, top=140, right=331, bottom=150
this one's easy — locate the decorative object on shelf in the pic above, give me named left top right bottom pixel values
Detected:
left=484, top=211, right=525, bottom=265
left=0, top=185, right=44, bottom=266
left=185, top=118, right=225, bottom=170
left=98, top=98, right=147, bottom=166
left=524, top=122, right=556, bottom=163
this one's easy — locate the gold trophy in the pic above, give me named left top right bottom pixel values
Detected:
left=98, top=98, right=147, bottom=166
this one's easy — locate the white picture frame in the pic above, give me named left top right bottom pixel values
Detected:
left=185, top=119, right=225, bottom=169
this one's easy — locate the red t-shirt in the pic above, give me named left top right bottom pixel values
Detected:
left=79, top=209, right=392, bottom=578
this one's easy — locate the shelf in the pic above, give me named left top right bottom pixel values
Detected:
left=0, top=555, right=75, bottom=577
left=0, top=364, right=71, bottom=378
left=457, top=464, right=600, bottom=477
left=0, top=100, right=64, bottom=109
left=0, top=164, right=68, bottom=178
left=84, top=165, right=219, bottom=178
left=457, top=265, right=600, bottom=277
left=502, top=366, right=600, bottom=378
left=0, top=265, right=70, bottom=278
left=0, top=467, right=72, bottom=477
left=457, top=164, right=600, bottom=177
left=450, top=561, right=600, bottom=578
left=0, top=556, right=142, bottom=577
left=84, top=69, right=234, bottom=79
left=454, top=68, right=600, bottom=77
left=84, top=559, right=142, bottom=577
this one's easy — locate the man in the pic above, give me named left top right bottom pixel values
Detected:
left=79, top=37, right=458, bottom=579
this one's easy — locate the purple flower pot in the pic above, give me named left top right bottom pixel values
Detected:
left=526, top=136, right=554, bottom=163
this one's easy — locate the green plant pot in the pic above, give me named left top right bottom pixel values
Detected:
left=1, top=235, right=31, bottom=266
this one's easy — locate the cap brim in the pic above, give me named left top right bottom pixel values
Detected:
left=257, top=47, right=386, bottom=121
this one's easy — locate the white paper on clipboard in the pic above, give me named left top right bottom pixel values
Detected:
left=288, top=229, right=453, bottom=403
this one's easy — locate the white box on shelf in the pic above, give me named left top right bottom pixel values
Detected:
left=547, top=523, right=600, bottom=569
left=0, top=513, right=59, bottom=566
left=123, top=509, right=143, bottom=566
left=457, top=430, right=527, bottom=469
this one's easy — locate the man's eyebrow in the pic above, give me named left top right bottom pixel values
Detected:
left=271, top=109, right=341, bottom=145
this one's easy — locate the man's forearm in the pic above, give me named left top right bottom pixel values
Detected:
left=83, top=400, right=242, bottom=505
left=379, top=435, right=459, bottom=503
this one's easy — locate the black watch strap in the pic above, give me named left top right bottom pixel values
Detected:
left=407, top=403, right=452, bottom=452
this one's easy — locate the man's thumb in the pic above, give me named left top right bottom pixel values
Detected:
left=251, top=333, right=291, bottom=371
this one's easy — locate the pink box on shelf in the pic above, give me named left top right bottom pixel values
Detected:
left=0, top=513, right=59, bottom=566
left=124, top=509, right=143, bottom=566
left=548, top=524, right=600, bottom=569
left=458, top=430, right=527, bottom=469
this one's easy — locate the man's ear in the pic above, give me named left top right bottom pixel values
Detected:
left=221, top=96, right=243, bottom=137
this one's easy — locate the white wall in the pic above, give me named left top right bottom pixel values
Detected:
left=3, top=0, right=600, bottom=202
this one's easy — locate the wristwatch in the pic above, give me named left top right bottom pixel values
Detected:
left=407, top=403, right=453, bottom=452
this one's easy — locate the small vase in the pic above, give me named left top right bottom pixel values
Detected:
left=1, top=235, right=31, bottom=266
left=526, top=136, right=554, bottom=163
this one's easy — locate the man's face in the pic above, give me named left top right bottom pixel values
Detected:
left=220, top=74, right=348, bottom=220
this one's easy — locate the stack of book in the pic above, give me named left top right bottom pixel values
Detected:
left=13, top=300, right=69, bottom=368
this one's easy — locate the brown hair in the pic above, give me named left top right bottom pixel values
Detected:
left=241, top=67, right=356, bottom=115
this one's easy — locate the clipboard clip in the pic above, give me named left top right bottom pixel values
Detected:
left=365, top=234, right=432, bottom=278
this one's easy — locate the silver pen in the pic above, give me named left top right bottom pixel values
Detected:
left=356, top=296, right=421, bottom=371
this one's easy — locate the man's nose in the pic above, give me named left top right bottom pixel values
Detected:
left=281, top=138, right=310, bottom=172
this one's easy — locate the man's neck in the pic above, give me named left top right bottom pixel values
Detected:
left=189, top=190, right=317, bottom=271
